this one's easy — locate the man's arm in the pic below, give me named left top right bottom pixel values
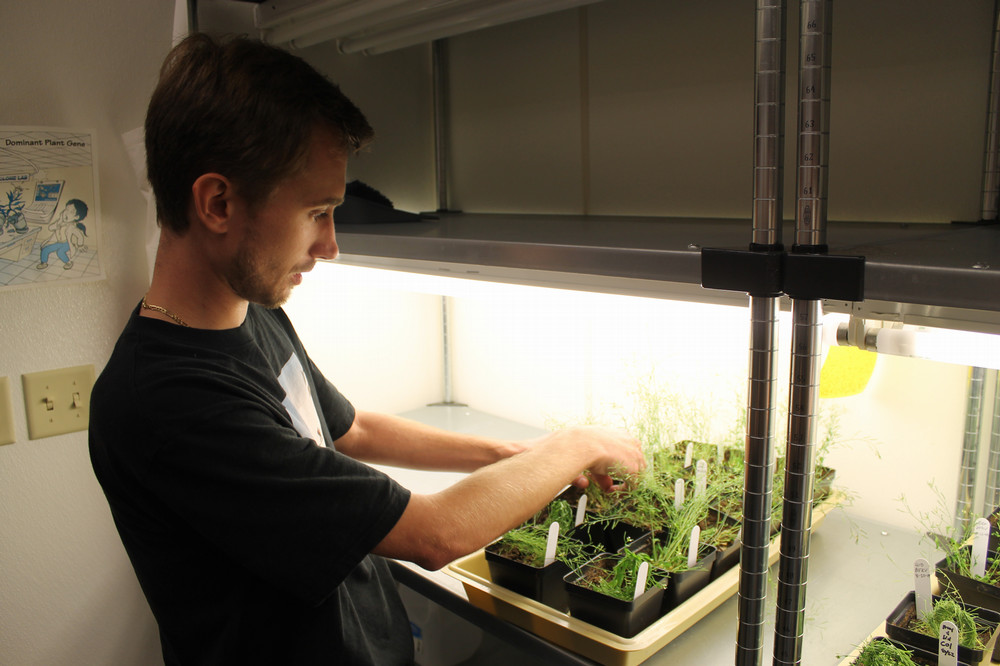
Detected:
left=345, top=417, right=645, bottom=571
left=334, top=410, right=526, bottom=472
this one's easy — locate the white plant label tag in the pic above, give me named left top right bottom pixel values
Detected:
left=684, top=442, right=694, bottom=468
left=973, top=517, right=990, bottom=578
left=575, top=496, right=587, bottom=527
left=914, top=557, right=932, bottom=621
left=544, top=521, right=559, bottom=567
left=687, top=525, right=701, bottom=569
left=938, top=620, right=959, bottom=666
left=634, top=561, right=649, bottom=600
left=674, top=479, right=685, bottom=510
left=695, top=460, right=708, bottom=499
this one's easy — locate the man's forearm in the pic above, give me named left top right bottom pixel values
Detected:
left=335, top=410, right=526, bottom=472
left=372, top=425, right=644, bottom=570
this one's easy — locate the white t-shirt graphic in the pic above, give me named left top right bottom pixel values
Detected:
left=278, top=353, right=327, bottom=447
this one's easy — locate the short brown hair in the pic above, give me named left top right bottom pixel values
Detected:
left=144, top=33, right=374, bottom=233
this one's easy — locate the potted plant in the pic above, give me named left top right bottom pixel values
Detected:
left=883, top=591, right=1000, bottom=665
left=848, top=636, right=972, bottom=666
left=564, top=548, right=667, bottom=637
left=484, top=499, right=595, bottom=611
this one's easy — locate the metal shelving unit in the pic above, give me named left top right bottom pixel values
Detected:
left=336, top=212, right=1000, bottom=330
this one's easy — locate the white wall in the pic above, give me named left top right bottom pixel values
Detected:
left=0, top=3, right=172, bottom=664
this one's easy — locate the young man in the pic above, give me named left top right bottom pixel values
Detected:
left=89, top=34, right=644, bottom=665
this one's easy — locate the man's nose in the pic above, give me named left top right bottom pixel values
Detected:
left=313, top=218, right=338, bottom=260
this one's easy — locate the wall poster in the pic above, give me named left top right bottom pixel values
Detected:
left=0, top=126, right=104, bottom=290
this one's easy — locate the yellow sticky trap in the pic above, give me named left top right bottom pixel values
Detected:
left=819, top=345, right=877, bottom=398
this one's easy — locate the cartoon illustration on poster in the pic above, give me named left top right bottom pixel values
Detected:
left=0, top=127, right=103, bottom=290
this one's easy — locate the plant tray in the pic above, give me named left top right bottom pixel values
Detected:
left=446, top=492, right=842, bottom=666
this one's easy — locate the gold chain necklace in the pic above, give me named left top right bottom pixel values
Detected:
left=141, top=295, right=190, bottom=327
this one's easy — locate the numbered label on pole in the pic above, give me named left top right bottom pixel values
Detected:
left=695, top=460, right=708, bottom=499
left=544, top=521, right=559, bottom=567
left=973, top=517, right=990, bottom=578
left=914, top=557, right=932, bottom=622
left=938, top=620, right=959, bottom=666
left=675, top=479, right=685, bottom=510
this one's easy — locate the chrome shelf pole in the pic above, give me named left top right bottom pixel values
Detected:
left=735, top=2, right=786, bottom=665
left=772, top=2, right=832, bottom=664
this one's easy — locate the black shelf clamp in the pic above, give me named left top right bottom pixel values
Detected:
left=700, top=245, right=865, bottom=302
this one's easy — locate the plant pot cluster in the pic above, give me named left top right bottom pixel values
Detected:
left=486, top=440, right=839, bottom=639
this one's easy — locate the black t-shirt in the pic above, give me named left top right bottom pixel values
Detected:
left=89, top=304, right=414, bottom=665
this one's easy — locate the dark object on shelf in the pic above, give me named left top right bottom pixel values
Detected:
left=851, top=636, right=972, bottom=666
left=336, top=180, right=423, bottom=225
left=883, top=591, right=1000, bottom=665
left=815, top=465, right=837, bottom=499
left=564, top=553, right=667, bottom=638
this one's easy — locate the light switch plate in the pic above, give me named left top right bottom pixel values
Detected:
left=22, top=365, right=96, bottom=440
left=0, top=377, right=14, bottom=446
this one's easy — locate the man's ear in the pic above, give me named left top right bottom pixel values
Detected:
left=190, top=173, right=233, bottom=234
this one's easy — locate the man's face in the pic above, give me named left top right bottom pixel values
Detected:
left=224, top=129, right=348, bottom=308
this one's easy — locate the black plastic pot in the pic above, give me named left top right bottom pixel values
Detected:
left=629, top=532, right=717, bottom=612
left=883, top=591, right=1000, bottom=665
left=701, top=509, right=740, bottom=580
left=935, top=545, right=1000, bottom=662
left=814, top=465, right=836, bottom=500
left=851, top=636, right=972, bottom=666
left=662, top=544, right=717, bottom=611
left=935, top=546, right=1000, bottom=614
left=564, top=553, right=666, bottom=637
left=484, top=527, right=598, bottom=612
left=592, top=520, right=651, bottom=554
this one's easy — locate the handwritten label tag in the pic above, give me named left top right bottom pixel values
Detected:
left=575, top=495, right=587, bottom=527
left=684, top=442, right=694, bottom=468
left=675, top=479, right=685, bottom=510
left=914, top=557, right=932, bottom=621
left=634, top=561, right=649, bottom=600
left=973, top=517, right=990, bottom=578
left=688, top=525, right=701, bottom=568
left=695, top=460, right=708, bottom=499
left=544, top=521, right=559, bottom=567
left=938, top=620, right=958, bottom=666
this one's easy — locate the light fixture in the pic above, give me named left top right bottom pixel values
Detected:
left=826, top=314, right=1000, bottom=370
left=258, top=0, right=604, bottom=54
